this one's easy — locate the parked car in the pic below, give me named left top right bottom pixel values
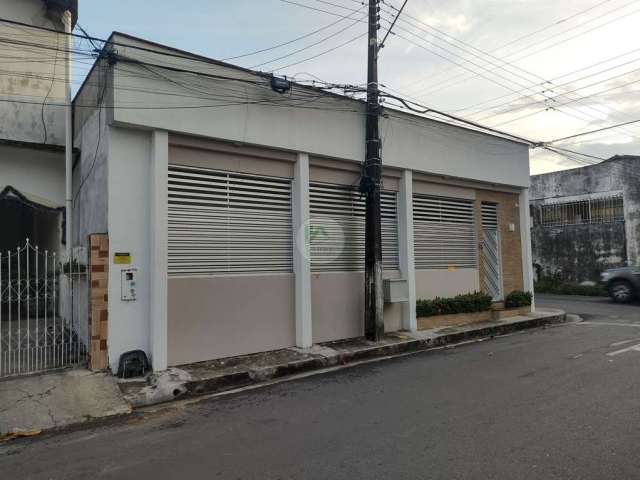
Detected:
left=601, top=267, right=640, bottom=303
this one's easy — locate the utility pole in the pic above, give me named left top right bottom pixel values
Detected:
left=64, top=9, right=73, bottom=261
left=361, top=0, right=384, bottom=341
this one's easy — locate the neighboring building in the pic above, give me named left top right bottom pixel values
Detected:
left=73, top=32, right=534, bottom=373
left=530, top=155, right=640, bottom=283
left=0, top=0, right=81, bottom=379
left=0, top=0, right=77, bottom=254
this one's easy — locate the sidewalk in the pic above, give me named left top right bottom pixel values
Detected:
left=0, top=308, right=568, bottom=439
left=0, top=369, right=130, bottom=439
left=120, top=308, right=568, bottom=408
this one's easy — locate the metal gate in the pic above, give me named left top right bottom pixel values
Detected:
left=481, top=203, right=503, bottom=301
left=0, top=239, right=87, bottom=378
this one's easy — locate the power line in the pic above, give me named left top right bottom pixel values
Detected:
left=250, top=8, right=366, bottom=69
left=453, top=47, right=640, bottom=115
left=394, top=0, right=620, bottom=92
left=403, top=0, right=640, bottom=98
left=269, top=32, right=367, bottom=71
left=490, top=72, right=640, bottom=128
left=379, top=0, right=408, bottom=49
left=544, top=118, right=640, bottom=144
left=372, top=5, right=640, bottom=139
left=223, top=6, right=365, bottom=61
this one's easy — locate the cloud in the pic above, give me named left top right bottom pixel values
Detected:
left=417, top=13, right=473, bottom=33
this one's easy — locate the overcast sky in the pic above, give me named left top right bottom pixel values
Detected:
left=76, top=0, right=640, bottom=174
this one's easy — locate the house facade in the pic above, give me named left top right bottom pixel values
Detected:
left=73, top=32, right=534, bottom=373
left=530, top=155, right=640, bottom=283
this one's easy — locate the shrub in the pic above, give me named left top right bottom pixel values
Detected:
left=504, top=290, right=532, bottom=308
left=534, top=278, right=607, bottom=297
left=416, top=291, right=493, bottom=318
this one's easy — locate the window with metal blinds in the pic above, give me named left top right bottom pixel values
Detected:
left=168, top=164, right=293, bottom=276
left=309, top=182, right=400, bottom=272
left=481, top=203, right=498, bottom=230
left=413, top=194, right=478, bottom=269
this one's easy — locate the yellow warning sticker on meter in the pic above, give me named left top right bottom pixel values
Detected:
left=114, top=252, right=131, bottom=265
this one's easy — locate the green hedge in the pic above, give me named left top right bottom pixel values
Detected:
left=416, top=291, right=493, bottom=318
left=505, top=290, right=532, bottom=308
left=534, top=278, right=607, bottom=297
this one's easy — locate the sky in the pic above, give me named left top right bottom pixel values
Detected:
left=75, top=0, right=640, bottom=174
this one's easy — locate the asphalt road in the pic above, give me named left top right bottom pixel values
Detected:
left=2, top=295, right=640, bottom=479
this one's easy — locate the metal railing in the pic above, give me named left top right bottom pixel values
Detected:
left=0, top=239, right=87, bottom=378
left=533, top=195, right=625, bottom=228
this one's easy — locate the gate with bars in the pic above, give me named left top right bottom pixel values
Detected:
left=481, top=203, right=503, bottom=302
left=0, top=239, right=88, bottom=378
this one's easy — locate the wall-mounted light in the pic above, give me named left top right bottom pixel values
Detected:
left=270, top=76, right=291, bottom=94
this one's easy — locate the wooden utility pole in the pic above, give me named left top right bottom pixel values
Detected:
left=361, top=0, right=384, bottom=341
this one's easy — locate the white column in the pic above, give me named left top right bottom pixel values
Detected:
left=398, top=170, right=417, bottom=331
left=150, top=130, right=169, bottom=370
left=293, top=153, right=313, bottom=348
left=519, top=188, right=535, bottom=312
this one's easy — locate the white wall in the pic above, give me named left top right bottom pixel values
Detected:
left=105, top=33, right=530, bottom=189
left=0, top=0, right=67, bottom=145
left=106, top=127, right=152, bottom=372
left=0, top=144, right=65, bottom=205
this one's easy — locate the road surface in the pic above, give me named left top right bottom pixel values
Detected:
left=1, top=294, right=640, bottom=479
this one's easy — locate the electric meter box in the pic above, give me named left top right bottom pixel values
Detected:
left=383, top=279, right=409, bottom=303
left=121, top=268, right=138, bottom=301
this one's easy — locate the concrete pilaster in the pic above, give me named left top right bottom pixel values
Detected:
left=519, top=188, right=535, bottom=312
left=398, top=170, right=417, bottom=331
left=150, top=130, right=169, bottom=370
left=293, top=152, right=313, bottom=348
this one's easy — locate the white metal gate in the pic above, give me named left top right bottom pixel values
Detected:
left=0, top=239, right=87, bottom=378
left=481, top=203, right=503, bottom=301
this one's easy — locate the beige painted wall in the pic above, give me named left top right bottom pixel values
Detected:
left=415, top=269, right=481, bottom=300
left=169, top=136, right=295, bottom=178
left=312, top=272, right=403, bottom=343
left=168, top=275, right=295, bottom=366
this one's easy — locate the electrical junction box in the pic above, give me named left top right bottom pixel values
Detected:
left=121, top=268, right=138, bottom=301
left=383, top=279, right=409, bottom=303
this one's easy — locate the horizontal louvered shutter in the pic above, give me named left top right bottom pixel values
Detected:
left=309, top=182, right=399, bottom=272
left=168, top=164, right=293, bottom=276
left=481, top=203, right=498, bottom=230
left=413, top=194, right=477, bottom=269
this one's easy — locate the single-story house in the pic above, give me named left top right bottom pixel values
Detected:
left=73, top=32, right=534, bottom=373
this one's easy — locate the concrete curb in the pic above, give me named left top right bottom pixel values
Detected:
left=123, top=309, right=568, bottom=408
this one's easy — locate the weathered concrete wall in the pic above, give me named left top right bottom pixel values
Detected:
left=0, top=144, right=65, bottom=204
left=531, top=223, right=627, bottom=282
left=0, top=0, right=67, bottom=145
left=620, top=159, right=640, bottom=266
left=530, top=157, right=640, bottom=281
